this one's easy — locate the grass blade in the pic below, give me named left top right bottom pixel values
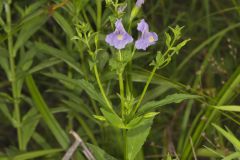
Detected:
left=138, top=94, right=201, bottom=115
left=213, top=105, right=240, bottom=112
left=13, top=149, right=62, bottom=160
left=212, top=123, right=240, bottom=149
left=25, top=75, right=69, bottom=148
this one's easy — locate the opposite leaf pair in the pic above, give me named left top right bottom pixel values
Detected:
left=105, top=19, right=158, bottom=50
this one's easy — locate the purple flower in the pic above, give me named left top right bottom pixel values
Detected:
left=136, top=0, right=145, bottom=7
left=135, top=19, right=158, bottom=50
left=106, top=19, right=133, bottom=50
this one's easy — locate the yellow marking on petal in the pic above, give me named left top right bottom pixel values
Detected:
left=149, top=36, right=155, bottom=42
left=117, top=34, right=123, bottom=40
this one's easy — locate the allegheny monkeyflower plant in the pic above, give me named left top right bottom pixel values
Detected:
left=73, top=0, right=195, bottom=159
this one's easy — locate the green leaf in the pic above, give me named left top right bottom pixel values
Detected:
left=17, top=47, right=37, bottom=72
left=74, top=115, right=98, bottom=145
left=165, top=32, right=172, bottom=48
left=0, top=47, right=10, bottom=79
left=87, top=143, right=117, bottom=160
left=169, top=25, right=184, bottom=40
left=29, top=58, right=62, bottom=74
left=35, top=43, right=83, bottom=75
left=44, top=72, right=107, bottom=108
left=175, top=39, right=191, bottom=54
left=0, top=103, right=12, bottom=122
left=131, top=69, right=188, bottom=91
left=25, top=75, right=69, bottom=148
left=79, top=79, right=107, bottom=107
left=100, top=108, right=125, bottom=128
left=14, top=12, right=48, bottom=55
left=155, top=51, right=165, bottom=67
left=62, top=100, right=93, bottom=120
left=213, top=105, right=240, bottom=112
left=126, top=116, right=143, bottom=129
left=0, top=1, right=3, bottom=14
left=12, top=149, right=62, bottom=160
left=72, top=0, right=89, bottom=13
left=0, top=155, right=8, bottom=160
left=143, top=112, right=160, bottom=118
left=167, top=153, right=172, bottom=160
left=127, top=117, right=154, bottom=160
left=177, top=23, right=240, bottom=72
left=93, top=115, right=106, bottom=121
left=109, top=58, right=120, bottom=72
left=212, top=124, right=240, bottom=150
left=97, top=51, right=109, bottom=70
left=24, top=1, right=46, bottom=16
left=138, top=94, right=201, bottom=115
left=86, top=5, right=97, bottom=24
left=32, top=132, right=51, bottom=149
left=53, top=11, right=74, bottom=38
left=197, top=146, right=224, bottom=158
left=21, top=107, right=40, bottom=150
left=223, top=152, right=240, bottom=160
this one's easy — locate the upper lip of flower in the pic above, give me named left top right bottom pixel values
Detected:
left=105, top=19, right=157, bottom=50
left=135, top=19, right=158, bottom=50
left=105, top=19, right=133, bottom=50
left=136, top=0, right=145, bottom=7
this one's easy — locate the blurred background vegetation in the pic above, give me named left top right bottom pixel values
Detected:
left=0, top=0, right=239, bottom=159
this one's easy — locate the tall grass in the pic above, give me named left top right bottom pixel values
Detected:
left=0, top=0, right=239, bottom=159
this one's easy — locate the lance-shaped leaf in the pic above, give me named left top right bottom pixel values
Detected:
left=138, top=93, right=201, bottom=115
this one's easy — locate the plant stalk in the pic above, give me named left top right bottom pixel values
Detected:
left=96, top=0, right=102, bottom=31
left=93, top=65, right=113, bottom=111
left=123, top=129, right=128, bottom=160
left=5, top=2, right=23, bottom=150
left=118, top=50, right=125, bottom=118
left=131, top=65, right=158, bottom=115
left=117, top=50, right=128, bottom=160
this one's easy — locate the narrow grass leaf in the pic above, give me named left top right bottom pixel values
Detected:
left=0, top=103, right=12, bottom=124
left=53, top=12, right=74, bottom=38
left=212, top=123, right=240, bottom=150
left=0, top=47, right=10, bottom=79
left=197, top=146, right=224, bottom=158
left=21, top=107, right=40, bottom=150
left=176, top=23, right=240, bottom=73
left=35, top=43, right=83, bottom=75
left=223, top=152, right=240, bottom=160
left=12, top=149, right=62, bottom=160
left=62, top=100, right=93, bottom=120
left=32, top=132, right=51, bottom=149
left=44, top=72, right=107, bottom=108
left=29, top=58, right=62, bottom=74
left=14, top=13, right=48, bottom=54
left=74, top=115, right=98, bottom=145
left=213, top=105, right=240, bottom=112
left=138, top=94, right=201, bottom=115
left=25, top=75, right=69, bottom=148
left=87, top=143, right=117, bottom=160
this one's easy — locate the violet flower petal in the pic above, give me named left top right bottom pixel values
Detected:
left=136, top=0, right=145, bottom=7
left=137, top=19, right=149, bottom=33
left=106, top=19, right=133, bottom=50
left=135, top=19, right=158, bottom=50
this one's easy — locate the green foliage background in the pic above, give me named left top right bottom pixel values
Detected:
left=0, top=0, right=239, bottom=159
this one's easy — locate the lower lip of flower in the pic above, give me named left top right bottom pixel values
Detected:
left=149, top=36, right=155, bottom=42
left=117, top=34, right=123, bottom=40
